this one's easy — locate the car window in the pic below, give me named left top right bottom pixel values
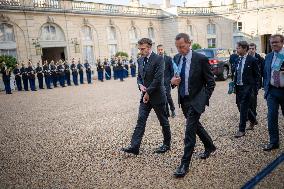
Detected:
left=195, top=50, right=214, bottom=58
left=216, top=49, right=230, bottom=58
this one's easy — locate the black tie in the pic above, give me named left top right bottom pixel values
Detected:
left=143, top=57, right=148, bottom=67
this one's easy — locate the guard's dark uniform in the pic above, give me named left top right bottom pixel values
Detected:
left=27, top=65, right=37, bottom=91
left=104, top=62, right=111, bottom=80
left=77, top=63, right=84, bottom=84
left=97, top=63, right=104, bottom=82
left=113, top=63, right=118, bottom=80
left=50, top=64, right=58, bottom=87
left=1, top=67, right=12, bottom=94
left=13, top=67, right=22, bottom=91
left=84, top=62, right=92, bottom=84
left=130, top=59, right=136, bottom=77
left=43, top=64, right=52, bottom=89
left=64, top=63, right=71, bottom=86
left=57, top=64, right=66, bottom=87
left=117, top=61, right=124, bottom=81
left=35, top=65, right=44, bottom=89
left=71, top=63, right=79, bottom=86
left=124, top=63, right=129, bottom=78
left=20, top=65, right=29, bottom=91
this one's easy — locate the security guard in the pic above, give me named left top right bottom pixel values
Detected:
left=27, top=60, right=37, bottom=91
left=77, top=59, right=84, bottom=84
left=13, top=63, right=22, bottom=91
left=84, top=59, right=92, bottom=84
left=117, top=58, right=124, bottom=82
left=57, top=60, right=66, bottom=87
left=71, top=59, right=79, bottom=86
left=1, top=62, right=12, bottom=94
left=35, top=61, right=44, bottom=89
left=43, top=60, right=52, bottom=89
left=104, top=58, right=111, bottom=80
left=97, top=59, right=104, bottom=82
left=50, top=60, right=58, bottom=87
left=20, top=62, right=29, bottom=91
left=64, top=60, right=71, bottom=86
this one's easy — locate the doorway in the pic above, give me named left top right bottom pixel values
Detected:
left=261, top=34, right=272, bottom=54
left=42, top=47, right=66, bottom=63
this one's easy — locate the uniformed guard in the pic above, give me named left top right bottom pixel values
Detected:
left=97, top=59, right=104, bottom=82
left=27, top=60, right=37, bottom=91
left=77, top=59, right=84, bottom=84
left=104, top=58, right=111, bottom=80
left=129, top=57, right=136, bottom=77
left=84, top=59, right=92, bottom=84
left=1, top=62, right=12, bottom=94
left=13, top=63, right=22, bottom=91
left=43, top=60, right=52, bottom=89
left=35, top=61, right=44, bottom=89
left=64, top=60, right=71, bottom=86
left=123, top=58, right=129, bottom=78
left=50, top=60, right=58, bottom=87
left=57, top=60, right=66, bottom=87
left=117, top=58, right=124, bottom=82
left=20, top=62, right=29, bottom=91
left=113, top=58, right=118, bottom=80
left=71, top=59, right=79, bottom=86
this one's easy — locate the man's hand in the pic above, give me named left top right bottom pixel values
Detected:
left=143, top=92, right=149, bottom=103
left=171, top=76, right=181, bottom=86
left=139, top=84, right=147, bottom=92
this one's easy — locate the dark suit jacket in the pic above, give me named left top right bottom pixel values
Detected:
left=137, top=52, right=167, bottom=105
left=233, top=55, right=260, bottom=92
left=163, top=55, right=174, bottom=87
left=173, top=51, right=216, bottom=113
left=230, top=54, right=239, bottom=78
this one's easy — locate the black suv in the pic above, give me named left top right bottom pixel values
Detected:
left=195, top=48, right=231, bottom=80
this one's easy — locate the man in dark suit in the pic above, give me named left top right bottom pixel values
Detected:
left=171, top=33, right=216, bottom=178
left=121, top=38, right=171, bottom=155
left=262, top=34, right=284, bottom=151
left=157, top=44, right=176, bottom=118
left=229, top=49, right=238, bottom=79
left=233, top=41, right=260, bottom=138
left=247, top=43, right=265, bottom=130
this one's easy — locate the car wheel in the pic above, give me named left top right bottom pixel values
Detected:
left=219, top=66, right=229, bottom=81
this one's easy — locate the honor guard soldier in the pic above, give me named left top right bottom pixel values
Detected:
left=13, top=63, right=22, bottom=91
left=84, top=59, right=92, bottom=84
left=64, top=60, right=71, bottom=86
left=35, top=61, right=44, bottom=89
left=123, top=58, right=129, bottom=78
left=104, top=59, right=111, bottom=80
left=57, top=60, right=66, bottom=87
left=113, top=58, right=118, bottom=80
left=20, top=62, right=29, bottom=91
left=71, top=59, right=79, bottom=86
left=97, top=59, right=104, bottom=82
left=50, top=60, right=58, bottom=87
left=130, top=57, right=136, bottom=77
left=1, top=62, right=12, bottom=94
left=27, top=60, right=37, bottom=91
left=77, top=59, right=84, bottom=84
left=43, top=60, right=52, bottom=89
left=117, top=58, right=124, bottom=81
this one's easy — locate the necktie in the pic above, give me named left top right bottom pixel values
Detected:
left=272, top=53, right=280, bottom=87
left=143, top=57, right=148, bottom=67
left=179, top=57, right=187, bottom=97
left=236, top=56, right=244, bottom=85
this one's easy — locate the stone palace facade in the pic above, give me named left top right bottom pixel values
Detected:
left=0, top=0, right=284, bottom=66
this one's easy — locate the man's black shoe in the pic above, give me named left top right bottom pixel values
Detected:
left=154, top=144, right=170, bottom=154
left=121, top=146, right=139, bottom=155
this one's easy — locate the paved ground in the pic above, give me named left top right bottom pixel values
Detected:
left=0, top=78, right=283, bottom=189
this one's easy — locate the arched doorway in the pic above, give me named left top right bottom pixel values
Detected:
left=39, top=23, right=67, bottom=63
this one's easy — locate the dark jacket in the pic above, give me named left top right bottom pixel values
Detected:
left=137, top=52, right=166, bottom=105
left=163, top=55, right=174, bottom=87
left=173, top=51, right=216, bottom=113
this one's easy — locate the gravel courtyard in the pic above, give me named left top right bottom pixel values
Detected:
left=0, top=78, right=283, bottom=189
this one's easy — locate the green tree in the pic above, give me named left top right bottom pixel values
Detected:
left=0, top=55, right=17, bottom=69
left=115, top=51, right=129, bottom=58
left=192, top=43, right=202, bottom=50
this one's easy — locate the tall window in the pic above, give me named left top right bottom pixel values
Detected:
left=187, top=25, right=193, bottom=37
left=148, top=27, right=155, bottom=40
left=81, top=26, right=94, bottom=65
left=208, top=38, right=216, bottom=48
left=233, top=22, right=243, bottom=32
left=0, top=23, right=15, bottom=42
left=40, top=24, right=65, bottom=41
left=108, top=44, right=117, bottom=57
left=207, top=24, right=216, bottom=35
left=129, top=26, right=138, bottom=40
left=0, top=23, right=17, bottom=57
left=81, top=26, right=92, bottom=41
left=107, top=26, right=116, bottom=40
